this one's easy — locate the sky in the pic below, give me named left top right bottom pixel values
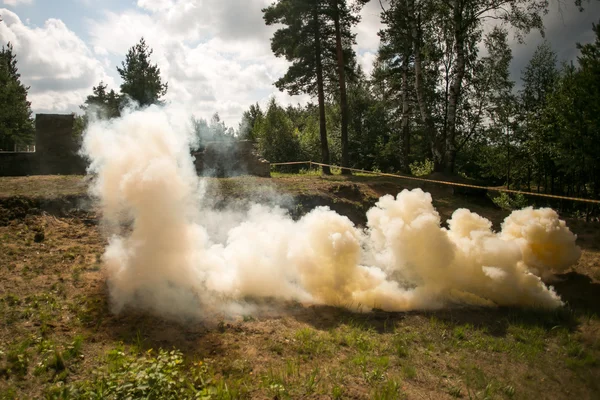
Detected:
left=0, top=0, right=599, bottom=128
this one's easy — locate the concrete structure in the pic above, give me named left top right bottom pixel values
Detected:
left=193, top=140, right=270, bottom=178
left=0, top=114, right=86, bottom=177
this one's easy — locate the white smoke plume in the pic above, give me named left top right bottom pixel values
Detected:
left=81, top=105, right=582, bottom=319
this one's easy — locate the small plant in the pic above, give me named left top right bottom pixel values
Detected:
left=304, top=366, right=321, bottom=394
left=372, top=378, right=404, bottom=400
left=503, top=384, right=516, bottom=398
left=64, top=335, right=84, bottom=360
left=59, top=348, right=206, bottom=399
left=3, top=293, right=21, bottom=307
left=6, top=341, right=30, bottom=378
left=453, top=325, right=469, bottom=341
left=402, top=364, right=417, bottom=380
left=393, top=336, right=408, bottom=358
left=409, top=159, right=434, bottom=177
left=268, top=341, right=284, bottom=355
left=294, top=327, right=328, bottom=356
left=448, top=385, right=463, bottom=398
left=332, top=384, right=344, bottom=399
left=71, top=266, right=83, bottom=283
left=364, top=368, right=385, bottom=384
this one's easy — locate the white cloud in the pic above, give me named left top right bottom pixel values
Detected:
left=0, top=9, right=114, bottom=113
left=358, top=51, right=377, bottom=77
left=2, top=0, right=33, bottom=6
left=355, top=0, right=383, bottom=52
left=86, top=0, right=299, bottom=126
left=85, top=0, right=389, bottom=126
left=2, top=0, right=386, bottom=126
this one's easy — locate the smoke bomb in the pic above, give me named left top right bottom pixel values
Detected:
left=81, top=105, right=581, bottom=320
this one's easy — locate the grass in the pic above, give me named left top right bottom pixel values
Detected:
left=0, top=175, right=87, bottom=198
left=0, top=174, right=599, bottom=398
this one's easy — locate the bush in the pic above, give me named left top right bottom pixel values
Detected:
left=409, top=159, right=434, bottom=177
left=47, top=349, right=210, bottom=399
left=491, top=192, right=529, bottom=210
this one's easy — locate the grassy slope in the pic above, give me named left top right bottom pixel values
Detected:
left=0, top=174, right=599, bottom=399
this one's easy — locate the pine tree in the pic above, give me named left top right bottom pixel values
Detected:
left=239, top=103, right=264, bottom=141
left=81, top=81, right=122, bottom=119
left=117, top=38, right=168, bottom=107
left=0, top=43, right=35, bottom=150
left=520, top=42, right=559, bottom=192
left=254, top=98, right=303, bottom=164
left=263, top=0, right=332, bottom=174
left=326, top=0, right=365, bottom=173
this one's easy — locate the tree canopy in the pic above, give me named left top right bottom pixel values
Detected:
left=117, top=37, right=168, bottom=108
left=0, top=43, right=34, bottom=150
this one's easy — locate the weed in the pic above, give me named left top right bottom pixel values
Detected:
left=46, top=351, right=66, bottom=372
left=392, top=335, right=410, bottom=358
left=332, top=384, right=344, bottom=399
left=503, top=384, right=516, bottom=398
left=364, top=368, right=386, bottom=384
left=3, top=293, right=21, bottom=307
left=294, top=327, right=329, bottom=356
left=448, top=385, right=463, bottom=398
left=64, top=335, right=84, bottom=360
left=374, top=356, right=390, bottom=369
left=565, top=341, right=598, bottom=369
left=453, top=325, right=470, bottom=341
left=268, top=341, right=284, bottom=356
left=402, top=364, right=417, bottom=380
left=56, top=348, right=207, bottom=399
left=71, top=266, right=82, bottom=283
left=304, top=366, right=321, bottom=394
left=6, top=339, right=31, bottom=377
left=372, top=378, right=405, bottom=400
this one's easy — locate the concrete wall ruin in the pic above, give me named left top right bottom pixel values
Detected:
left=193, top=140, right=271, bottom=178
left=1, top=115, right=270, bottom=178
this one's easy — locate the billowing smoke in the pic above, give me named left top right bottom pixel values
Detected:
left=82, top=105, right=581, bottom=319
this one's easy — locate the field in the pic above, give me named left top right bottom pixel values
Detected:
left=0, top=174, right=599, bottom=399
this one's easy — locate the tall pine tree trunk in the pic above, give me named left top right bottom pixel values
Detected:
left=444, top=0, right=466, bottom=174
left=333, top=0, right=351, bottom=174
left=406, top=0, right=441, bottom=171
left=313, top=2, right=331, bottom=175
left=400, top=51, right=411, bottom=171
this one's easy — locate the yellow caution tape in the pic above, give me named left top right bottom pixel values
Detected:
left=269, top=161, right=600, bottom=205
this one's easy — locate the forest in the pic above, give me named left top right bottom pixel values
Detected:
left=1, top=1, right=599, bottom=200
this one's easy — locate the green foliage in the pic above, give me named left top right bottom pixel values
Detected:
left=51, top=349, right=210, bottom=399
left=409, top=159, right=434, bottom=177
left=238, top=103, right=263, bottom=141
left=254, top=98, right=303, bottom=164
left=0, top=42, right=35, bottom=150
left=80, top=81, right=122, bottom=120
left=371, top=378, right=404, bottom=400
left=117, top=37, right=168, bottom=107
left=491, top=192, right=529, bottom=211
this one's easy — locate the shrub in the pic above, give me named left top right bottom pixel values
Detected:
left=409, top=159, right=434, bottom=177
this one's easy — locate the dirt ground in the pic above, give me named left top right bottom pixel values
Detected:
left=0, top=174, right=599, bottom=399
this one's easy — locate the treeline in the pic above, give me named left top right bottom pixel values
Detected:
left=1, top=3, right=599, bottom=200
left=245, top=0, right=600, bottom=200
